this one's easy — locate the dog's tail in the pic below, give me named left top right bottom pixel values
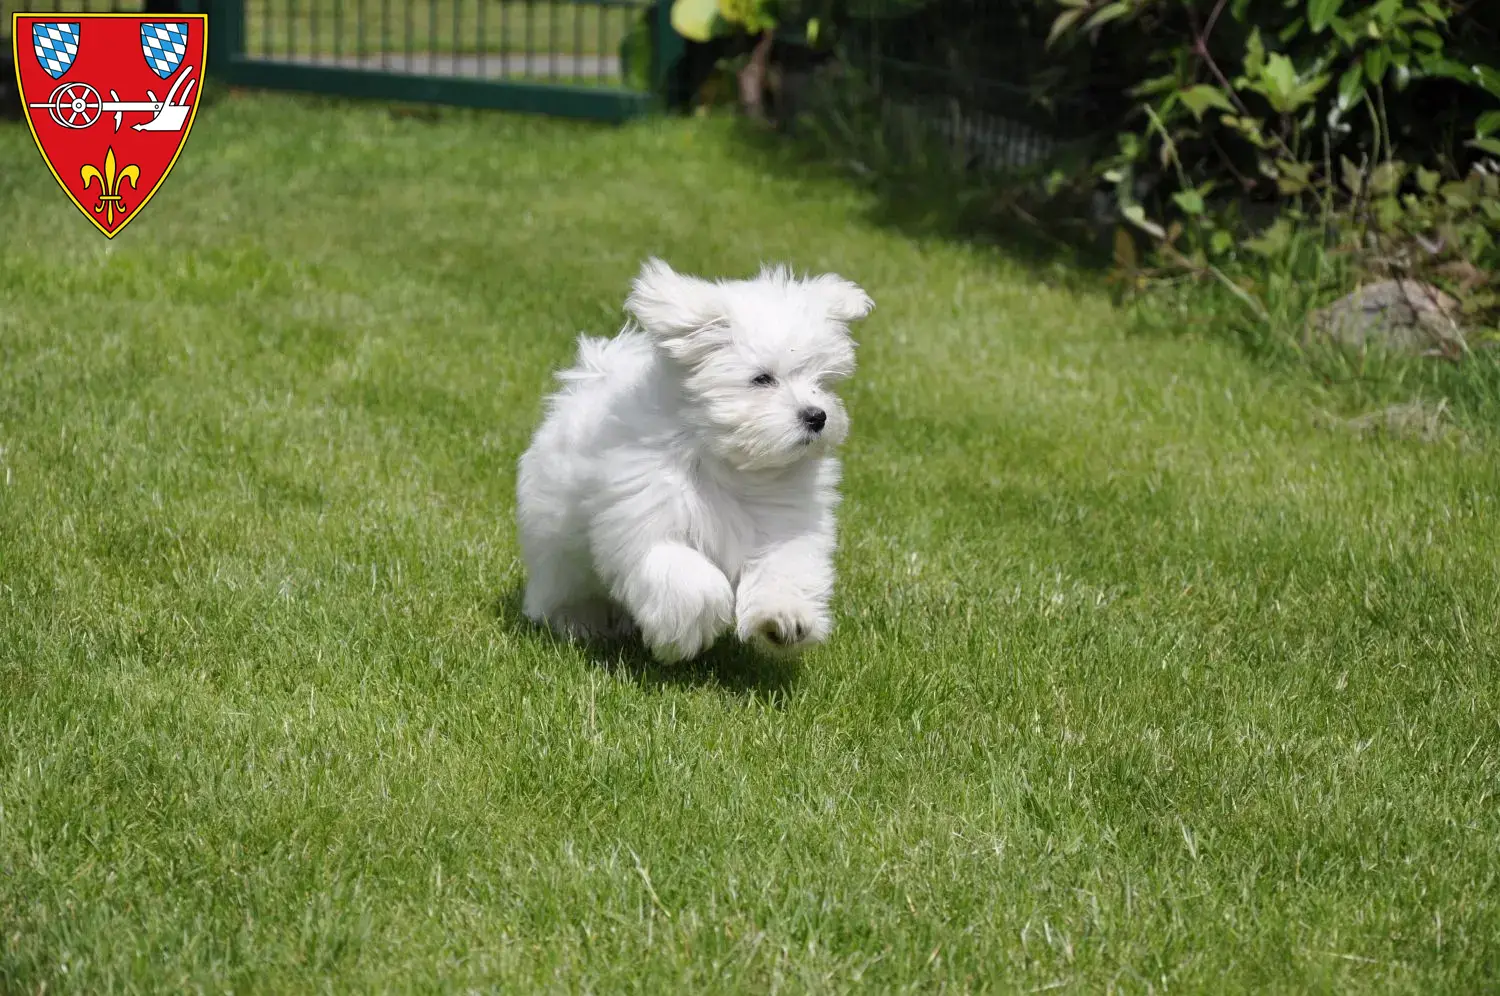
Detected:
left=554, top=335, right=615, bottom=385
left=554, top=332, right=649, bottom=386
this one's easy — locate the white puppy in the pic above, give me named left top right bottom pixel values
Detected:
left=515, top=258, right=874, bottom=663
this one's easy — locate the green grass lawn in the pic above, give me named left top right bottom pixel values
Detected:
left=2, top=91, right=1499, bottom=993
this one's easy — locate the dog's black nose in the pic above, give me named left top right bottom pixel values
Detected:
left=800, top=407, right=827, bottom=432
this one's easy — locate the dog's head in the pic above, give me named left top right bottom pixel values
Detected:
left=625, top=258, right=873, bottom=472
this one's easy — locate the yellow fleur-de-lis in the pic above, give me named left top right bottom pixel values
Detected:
left=80, top=147, right=141, bottom=228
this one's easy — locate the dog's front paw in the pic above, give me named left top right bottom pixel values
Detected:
left=736, top=598, right=830, bottom=654
left=637, top=569, right=735, bottom=664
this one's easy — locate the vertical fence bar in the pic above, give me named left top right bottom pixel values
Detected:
left=427, top=0, right=435, bottom=72
left=380, top=0, right=388, bottom=67
left=594, top=0, right=602, bottom=82
left=653, top=0, right=682, bottom=102
left=501, top=0, right=509, bottom=77
left=476, top=0, right=485, bottom=75
left=310, top=0, right=319, bottom=60
left=206, top=0, right=245, bottom=75
left=402, top=0, right=411, bottom=70
left=523, top=0, right=532, bottom=76
left=450, top=0, right=458, bottom=73
left=546, top=0, right=555, bottom=81
left=288, top=0, right=295, bottom=60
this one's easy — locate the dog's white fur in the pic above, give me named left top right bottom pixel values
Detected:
left=515, top=258, right=873, bottom=662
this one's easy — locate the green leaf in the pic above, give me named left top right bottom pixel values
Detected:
left=1084, top=1, right=1133, bottom=30
left=1245, top=28, right=1266, bottom=77
left=1411, top=29, right=1443, bottom=50
left=1276, top=158, right=1313, bottom=195
left=1336, top=64, right=1365, bottom=110
left=1178, top=84, right=1235, bottom=121
left=1368, top=161, right=1405, bottom=196
left=1307, top=0, right=1343, bottom=33
left=1243, top=217, right=1293, bottom=256
left=1046, top=6, right=1085, bottom=46
left=1440, top=181, right=1473, bottom=208
left=1374, top=194, right=1402, bottom=229
left=1468, top=137, right=1500, bottom=157
left=1476, top=66, right=1500, bottom=101
left=1294, top=73, right=1332, bottom=106
left=1416, top=54, right=1473, bottom=82
left=1477, top=111, right=1500, bottom=140
left=1122, top=204, right=1166, bottom=239
left=671, top=0, right=724, bottom=42
left=1129, top=73, right=1181, bottom=98
left=1055, top=0, right=1088, bottom=7
left=1210, top=229, right=1236, bottom=256
left=1364, top=46, right=1389, bottom=85
left=1340, top=156, right=1364, bottom=193
left=1248, top=53, right=1325, bottom=114
left=1278, top=16, right=1306, bottom=44
left=1416, top=167, right=1440, bottom=194
left=1262, top=52, right=1298, bottom=95
left=1172, top=190, right=1206, bottom=215
left=1222, top=113, right=1270, bottom=148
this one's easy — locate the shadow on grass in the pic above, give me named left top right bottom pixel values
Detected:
left=491, top=584, right=801, bottom=703
left=717, top=105, right=1114, bottom=291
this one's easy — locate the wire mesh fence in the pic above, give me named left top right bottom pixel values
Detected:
left=835, top=0, right=1099, bottom=173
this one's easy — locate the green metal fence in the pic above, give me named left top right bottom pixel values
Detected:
left=3, top=0, right=681, bottom=121
left=209, top=0, right=675, bottom=120
left=836, top=0, right=1101, bottom=173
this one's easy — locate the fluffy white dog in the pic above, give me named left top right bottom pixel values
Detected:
left=515, top=258, right=874, bottom=663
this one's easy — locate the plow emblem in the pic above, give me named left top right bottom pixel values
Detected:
left=12, top=12, right=207, bottom=238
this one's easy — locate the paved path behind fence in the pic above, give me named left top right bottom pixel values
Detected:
left=261, top=51, right=623, bottom=81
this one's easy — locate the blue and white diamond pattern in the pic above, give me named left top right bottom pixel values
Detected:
left=140, top=22, right=189, bottom=79
left=32, top=23, right=80, bottom=80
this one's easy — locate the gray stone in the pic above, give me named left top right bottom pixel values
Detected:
left=1305, top=279, right=1467, bottom=358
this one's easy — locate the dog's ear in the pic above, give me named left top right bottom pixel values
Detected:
left=805, top=273, right=874, bottom=325
left=625, top=258, right=728, bottom=363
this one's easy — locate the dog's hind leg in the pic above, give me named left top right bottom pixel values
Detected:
left=537, top=599, right=636, bottom=644
left=521, top=556, right=635, bottom=644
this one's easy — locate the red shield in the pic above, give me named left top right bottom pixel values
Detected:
left=12, top=13, right=206, bottom=238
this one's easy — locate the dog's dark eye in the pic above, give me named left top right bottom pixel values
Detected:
left=751, top=373, right=777, bottom=387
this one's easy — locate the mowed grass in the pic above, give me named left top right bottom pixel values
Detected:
left=2, top=91, right=1499, bottom=993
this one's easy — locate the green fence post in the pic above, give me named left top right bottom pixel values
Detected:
left=205, top=0, right=245, bottom=80
left=652, top=0, right=686, bottom=111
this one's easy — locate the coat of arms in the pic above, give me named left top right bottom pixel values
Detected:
left=12, top=13, right=206, bottom=238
